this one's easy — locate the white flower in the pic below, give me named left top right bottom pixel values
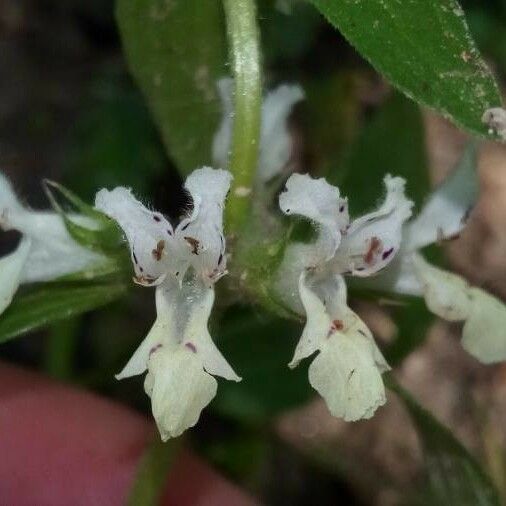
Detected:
left=292, top=272, right=389, bottom=421
left=276, top=172, right=413, bottom=420
left=96, top=167, right=240, bottom=439
left=0, top=173, right=106, bottom=314
left=116, top=278, right=239, bottom=440
left=368, top=147, right=506, bottom=364
left=213, top=78, right=304, bottom=182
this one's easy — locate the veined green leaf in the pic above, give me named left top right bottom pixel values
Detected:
left=309, top=0, right=503, bottom=137
left=0, top=282, right=128, bottom=343
left=389, top=379, right=501, bottom=506
left=116, top=0, right=228, bottom=175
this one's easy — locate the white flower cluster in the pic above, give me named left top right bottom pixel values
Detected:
left=1, top=80, right=506, bottom=441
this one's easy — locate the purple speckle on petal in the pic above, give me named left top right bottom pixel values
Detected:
left=382, top=247, right=394, bottom=260
left=149, top=343, right=163, bottom=356
left=185, top=342, right=197, bottom=353
left=339, top=205, right=345, bottom=213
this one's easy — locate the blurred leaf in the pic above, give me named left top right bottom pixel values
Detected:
left=213, top=307, right=313, bottom=422
left=0, top=282, right=128, bottom=343
left=259, top=0, right=322, bottom=63
left=304, top=71, right=362, bottom=177
left=204, top=431, right=268, bottom=481
left=127, top=438, right=180, bottom=506
left=466, top=6, right=506, bottom=77
left=309, top=0, right=503, bottom=137
left=116, top=0, right=228, bottom=175
left=389, top=379, right=501, bottom=506
left=339, top=91, right=429, bottom=215
left=384, top=297, right=433, bottom=366
left=66, top=78, right=166, bottom=200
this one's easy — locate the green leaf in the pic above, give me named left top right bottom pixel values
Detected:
left=213, top=307, right=313, bottom=422
left=116, top=0, right=228, bottom=175
left=43, top=180, right=126, bottom=254
left=305, top=71, right=362, bottom=178
left=339, top=91, right=429, bottom=215
left=308, top=0, right=503, bottom=137
left=127, top=438, right=180, bottom=506
left=389, top=379, right=501, bottom=506
left=0, top=282, right=128, bottom=343
left=65, top=74, right=166, bottom=201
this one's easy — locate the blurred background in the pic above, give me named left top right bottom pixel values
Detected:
left=1, top=0, right=506, bottom=504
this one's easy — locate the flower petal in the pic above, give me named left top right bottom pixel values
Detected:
left=288, top=272, right=333, bottom=368
left=412, top=255, right=506, bottom=364
left=335, top=175, right=413, bottom=276
left=279, top=173, right=348, bottom=262
left=19, top=214, right=104, bottom=283
left=145, top=346, right=217, bottom=440
left=406, top=145, right=478, bottom=251
left=0, top=173, right=24, bottom=223
left=212, top=78, right=235, bottom=171
left=360, top=252, right=424, bottom=297
left=212, top=78, right=304, bottom=181
left=412, top=254, right=471, bottom=321
left=462, top=288, right=506, bottom=364
left=95, top=187, right=174, bottom=285
left=258, top=84, right=304, bottom=182
left=308, top=326, right=387, bottom=421
left=0, top=237, right=31, bottom=314
left=115, top=282, right=177, bottom=379
left=175, top=167, right=231, bottom=283
left=181, top=279, right=240, bottom=381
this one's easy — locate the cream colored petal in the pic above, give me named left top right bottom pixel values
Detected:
left=308, top=330, right=386, bottom=421
left=212, top=78, right=234, bottom=171
left=258, top=84, right=304, bottom=181
left=412, top=254, right=471, bottom=321
left=413, top=255, right=506, bottom=364
left=461, top=288, right=506, bottom=364
left=183, top=282, right=240, bottom=381
left=0, top=237, right=31, bottom=314
left=406, top=145, right=478, bottom=251
left=116, top=283, right=177, bottom=379
left=146, top=347, right=217, bottom=441
left=288, top=272, right=332, bottom=368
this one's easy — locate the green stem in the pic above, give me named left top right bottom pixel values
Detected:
left=222, top=0, right=262, bottom=235
left=44, top=317, right=80, bottom=380
left=127, top=437, right=180, bottom=506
